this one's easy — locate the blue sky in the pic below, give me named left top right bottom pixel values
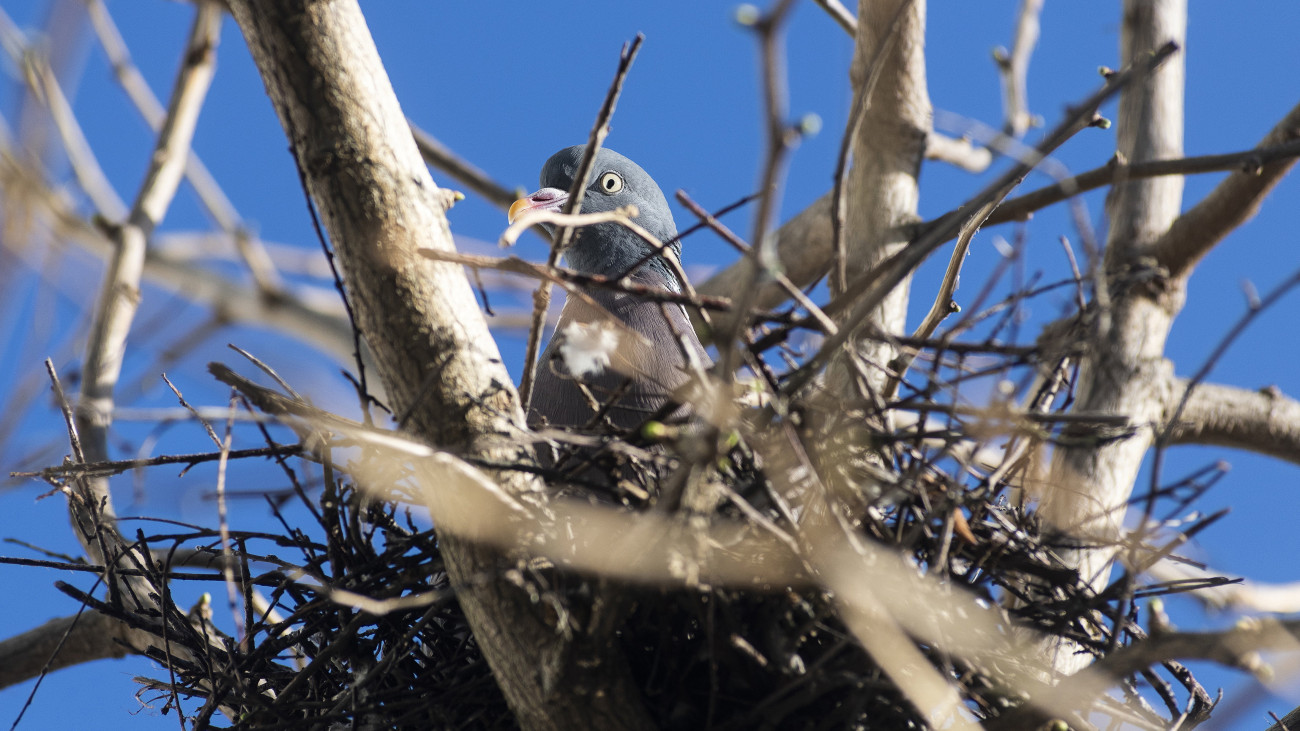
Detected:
left=2, top=1, right=1299, bottom=727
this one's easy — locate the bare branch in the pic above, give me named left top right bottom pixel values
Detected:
left=85, top=0, right=286, bottom=297
left=1147, top=561, right=1300, bottom=614
left=1155, top=100, right=1300, bottom=279
left=1035, top=3, right=1188, bottom=668
left=924, top=132, right=993, bottom=173
left=1167, top=380, right=1300, bottom=466
left=224, top=2, right=654, bottom=727
left=993, top=0, right=1043, bottom=138
left=517, top=35, right=643, bottom=417
left=812, top=0, right=857, bottom=35
left=782, top=42, right=1179, bottom=399
left=0, top=611, right=142, bottom=690
left=979, top=138, right=1300, bottom=229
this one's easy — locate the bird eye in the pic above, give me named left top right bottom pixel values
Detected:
left=598, top=172, right=624, bottom=194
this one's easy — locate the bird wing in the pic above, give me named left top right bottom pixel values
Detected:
left=529, top=285, right=709, bottom=431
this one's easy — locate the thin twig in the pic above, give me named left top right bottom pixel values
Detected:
left=675, top=190, right=836, bottom=335
left=517, top=34, right=644, bottom=416
left=420, top=246, right=731, bottom=312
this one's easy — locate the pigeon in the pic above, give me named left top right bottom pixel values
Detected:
left=509, top=146, right=710, bottom=431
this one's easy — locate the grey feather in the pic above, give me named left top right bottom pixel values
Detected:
left=522, top=146, right=710, bottom=430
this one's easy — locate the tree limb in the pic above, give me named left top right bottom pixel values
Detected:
left=1154, top=100, right=1300, bottom=279
left=1167, top=380, right=1300, bottom=467
left=0, top=611, right=144, bottom=690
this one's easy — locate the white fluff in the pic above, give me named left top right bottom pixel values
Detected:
left=557, top=321, right=621, bottom=378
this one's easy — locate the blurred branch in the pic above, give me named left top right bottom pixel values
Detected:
left=924, top=132, right=993, bottom=173
left=0, top=610, right=144, bottom=691
left=3, top=2, right=239, bottom=717
left=675, top=190, right=836, bottom=334
left=783, top=42, right=1179, bottom=398
left=1147, top=561, right=1300, bottom=614
left=993, top=0, right=1043, bottom=138
left=19, top=48, right=126, bottom=220
left=811, top=0, right=856, bottom=35
left=0, top=149, right=357, bottom=362
left=700, top=133, right=1300, bottom=336
left=75, top=0, right=220, bottom=536
left=409, top=122, right=518, bottom=209
left=85, top=0, right=286, bottom=297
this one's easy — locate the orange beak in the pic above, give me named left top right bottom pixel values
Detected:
left=507, top=197, right=532, bottom=223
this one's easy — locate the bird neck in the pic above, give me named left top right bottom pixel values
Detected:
left=563, top=227, right=684, bottom=292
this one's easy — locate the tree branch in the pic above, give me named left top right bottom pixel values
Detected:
left=0, top=611, right=143, bottom=690
left=1167, top=380, right=1300, bottom=466
left=1154, top=100, right=1300, bottom=279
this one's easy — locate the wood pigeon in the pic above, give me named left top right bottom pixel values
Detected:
left=510, top=146, right=710, bottom=431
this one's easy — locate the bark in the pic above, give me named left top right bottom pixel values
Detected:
left=832, top=0, right=928, bottom=392
left=1169, top=380, right=1300, bottom=467
left=1035, top=0, right=1187, bottom=673
left=223, top=2, right=653, bottom=728
left=0, top=611, right=149, bottom=690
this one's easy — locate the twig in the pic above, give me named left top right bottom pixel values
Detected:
left=1145, top=266, right=1300, bottom=522
left=675, top=190, right=836, bottom=334
left=44, top=359, right=85, bottom=465
left=954, top=137, right=1300, bottom=232
left=811, top=0, right=857, bottom=35
left=215, top=394, right=244, bottom=640
left=420, top=246, right=731, bottom=312
left=162, top=373, right=222, bottom=449
left=517, top=34, right=643, bottom=416
left=10, top=445, right=304, bottom=481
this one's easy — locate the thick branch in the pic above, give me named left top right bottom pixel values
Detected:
left=830, top=0, right=928, bottom=391
left=1167, top=380, right=1300, bottom=466
left=0, top=611, right=146, bottom=690
left=1154, top=100, right=1300, bottom=279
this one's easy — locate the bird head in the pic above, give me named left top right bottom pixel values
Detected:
left=510, top=146, right=683, bottom=290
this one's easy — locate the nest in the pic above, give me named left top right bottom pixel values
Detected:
left=59, top=317, right=1229, bottom=730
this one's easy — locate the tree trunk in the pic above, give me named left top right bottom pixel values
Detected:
left=224, top=2, right=653, bottom=727
left=1036, top=0, right=1186, bottom=674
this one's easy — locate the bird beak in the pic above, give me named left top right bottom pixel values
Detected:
left=508, top=187, right=569, bottom=223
